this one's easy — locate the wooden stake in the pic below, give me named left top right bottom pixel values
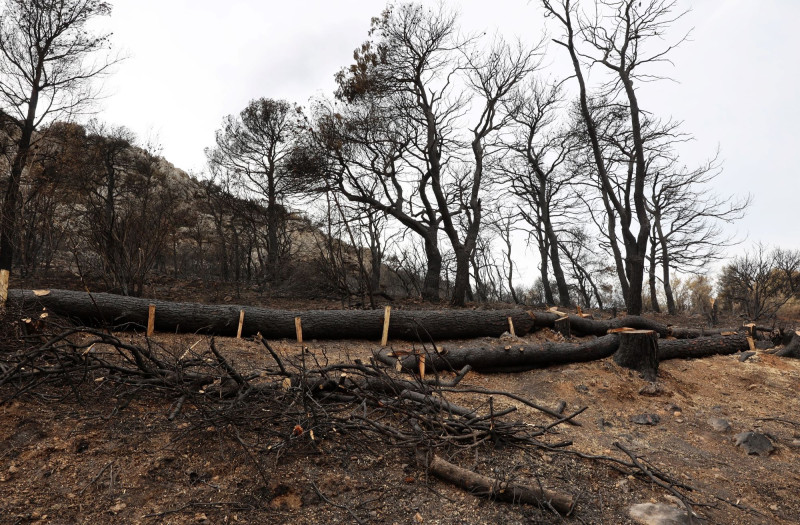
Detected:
left=418, top=353, right=426, bottom=380
left=0, top=269, right=9, bottom=307
left=746, top=336, right=755, bottom=352
left=236, top=309, right=245, bottom=339
left=381, top=306, right=392, bottom=346
left=507, top=316, right=516, bottom=337
left=295, top=317, right=303, bottom=343
left=147, top=304, right=156, bottom=336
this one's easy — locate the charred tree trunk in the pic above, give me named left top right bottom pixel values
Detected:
left=382, top=332, right=749, bottom=374
left=378, top=334, right=622, bottom=373
left=773, top=331, right=800, bottom=358
left=658, top=333, right=748, bottom=360
left=613, top=330, right=659, bottom=381
left=7, top=289, right=534, bottom=340
left=422, top=236, right=442, bottom=302
left=554, top=316, right=571, bottom=338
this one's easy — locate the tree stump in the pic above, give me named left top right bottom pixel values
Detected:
left=554, top=316, right=571, bottom=338
left=613, top=330, right=659, bottom=381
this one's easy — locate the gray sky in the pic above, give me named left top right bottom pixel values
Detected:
left=95, top=0, right=799, bottom=254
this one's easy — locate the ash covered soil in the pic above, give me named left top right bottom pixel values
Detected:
left=1, top=310, right=799, bottom=524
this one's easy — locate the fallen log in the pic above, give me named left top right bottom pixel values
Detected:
left=657, top=333, right=749, bottom=360
left=529, top=311, right=732, bottom=339
left=7, top=289, right=535, bottom=341
left=377, top=334, right=622, bottom=373
left=421, top=453, right=574, bottom=515
left=774, top=331, right=800, bottom=358
left=380, top=333, right=750, bottom=373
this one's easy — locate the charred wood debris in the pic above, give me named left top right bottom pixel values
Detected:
left=1, top=295, right=794, bottom=522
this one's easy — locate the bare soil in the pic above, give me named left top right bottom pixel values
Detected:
left=1, top=301, right=799, bottom=524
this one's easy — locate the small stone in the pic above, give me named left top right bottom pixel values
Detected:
left=770, top=504, right=779, bottom=511
left=109, top=502, right=127, bottom=513
left=631, top=413, right=660, bottom=426
left=790, top=439, right=800, bottom=448
left=735, top=431, right=774, bottom=456
left=638, top=382, right=663, bottom=396
left=7, top=465, right=18, bottom=474
left=414, top=512, right=424, bottom=523
left=629, top=502, right=691, bottom=525
left=708, top=417, right=731, bottom=432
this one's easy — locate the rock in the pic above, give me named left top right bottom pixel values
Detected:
left=738, top=351, right=756, bottom=362
left=708, top=417, right=731, bottom=433
left=631, top=413, right=660, bottom=426
left=109, top=502, right=127, bottom=513
left=639, top=382, right=664, bottom=396
left=413, top=512, right=424, bottom=523
left=790, top=439, right=800, bottom=448
left=598, top=418, right=613, bottom=429
left=629, top=502, right=691, bottom=525
left=735, top=431, right=774, bottom=456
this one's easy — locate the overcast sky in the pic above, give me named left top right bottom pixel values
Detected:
left=94, top=0, right=800, bottom=255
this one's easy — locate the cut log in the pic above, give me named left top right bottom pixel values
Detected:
left=422, top=453, right=574, bottom=515
left=613, top=330, right=659, bottom=381
left=657, top=333, right=748, bottom=360
left=381, top=333, right=750, bottom=373
left=7, top=289, right=535, bottom=341
left=529, top=311, right=733, bottom=339
left=377, top=334, right=622, bottom=373
left=775, top=331, right=800, bottom=358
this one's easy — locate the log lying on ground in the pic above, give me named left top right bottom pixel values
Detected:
left=377, top=334, right=622, bottom=373
left=7, top=289, right=534, bottom=340
left=381, top=333, right=751, bottom=373
left=422, top=453, right=574, bottom=515
left=528, top=311, right=732, bottom=339
left=774, top=331, right=800, bottom=358
left=657, top=333, right=749, bottom=360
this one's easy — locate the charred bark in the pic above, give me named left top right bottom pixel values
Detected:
left=774, top=331, right=800, bottom=358
left=657, top=333, right=748, bottom=360
left=377, top=334, right=622, bottom=373
left=613, top=330, right=659, bottom=381
left=381, top=332, right=750, bottom=374
left=7, top=289, right=534, bottom=340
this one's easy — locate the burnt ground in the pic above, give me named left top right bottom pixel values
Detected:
left=1, top=298, right=799, bottom=524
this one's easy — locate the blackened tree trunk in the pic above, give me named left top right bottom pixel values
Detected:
left=538, top=234, right=556, bottom=305
left=7, top=288, right=536, bottom=340
left=648, top=227, right=661, bottom=313
left=613, top=330, right=659, bottom=381
left=422, top=236, right=443, bottom=302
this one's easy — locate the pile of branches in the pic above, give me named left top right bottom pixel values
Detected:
left=0, top=313, right=768, bottom=522
left=0, top=314, right=581, bottom=514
